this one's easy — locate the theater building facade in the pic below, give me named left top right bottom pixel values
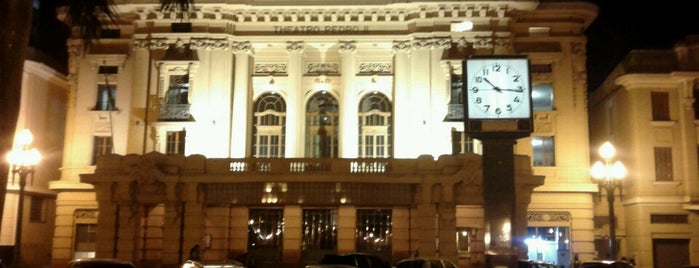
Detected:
left=49, top=1, right=598, bottom=267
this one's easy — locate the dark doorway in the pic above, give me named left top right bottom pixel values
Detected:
left=652, top=238, right=689, bottom=268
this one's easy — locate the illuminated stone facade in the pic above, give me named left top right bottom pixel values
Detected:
left=589, top=35, right=699, bottom=268
left=49, top=1, right=599, bottom=268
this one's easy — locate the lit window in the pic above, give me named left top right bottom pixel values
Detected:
left=94, top=84, right=116, bottom=111
left=452, top=130, right=481, bottom=154
left=167, top=75, right=189, bottom=104
left=358, top=92, right=392, bottom=158
left=305, top=92, right=339, bottom=158
left=302, top=209, right=337, bottom=251
left=532, top=83, right=554, bottom=111
left=166, top=130, right=186, bottom=155
left=253, top=93, right=286, bottom=158
left=532, top=136, right=555, bottom=166
left=356, top=209, right=392, bottom=255
left=248, top=209, right=284, bottom=250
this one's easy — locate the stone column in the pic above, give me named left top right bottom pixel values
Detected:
left=285, top=41, right=305, bottom=157
left=337, top=206, right=357, bottom=253
left=93, top=182, right=118, bottom=258
left=392, top=40, right=412, bottom=158
left=115, top=181, right=138, bottom=261
left=230, top=41, right=253, bottom=158
left=338, top=41, right=358, bottom=158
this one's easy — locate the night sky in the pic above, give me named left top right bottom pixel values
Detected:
left=585, top=0, right=699, bottom=91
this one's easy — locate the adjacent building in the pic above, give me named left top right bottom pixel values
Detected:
left=589, top=35, right=699, bottom=268
left=49, top=1, right=603, bottom=268
left=0, top=48, right=69, bottom=267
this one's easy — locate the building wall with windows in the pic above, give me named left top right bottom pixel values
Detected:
left=589, top=35, right=699, bottom=268
left=49, top=1, right=599, bottom=268
left=1, top=58, right=68, bottom=266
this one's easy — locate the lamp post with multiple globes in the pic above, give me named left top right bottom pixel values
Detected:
left=590, top=141, right=626, bottom=260
left=6, top=129, right=41, bottom=267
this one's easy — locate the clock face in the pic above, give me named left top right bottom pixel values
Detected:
left=465, top=58, right=531, bottom=119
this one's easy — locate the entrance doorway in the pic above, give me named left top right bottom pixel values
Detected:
left=653, top=238, right=689, bottom=268
left=525, top=226, right=570, bottom=267
left=248, top=209, right=284, bottom=268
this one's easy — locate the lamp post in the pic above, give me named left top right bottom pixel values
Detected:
left=6, top=129, right=41, bottom=267
left=590, top=141, right=626, bottom=260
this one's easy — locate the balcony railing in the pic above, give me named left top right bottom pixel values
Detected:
left=159, top=103, right=191, bottom=121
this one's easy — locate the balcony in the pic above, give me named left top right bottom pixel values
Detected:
left=159, top=103, right=192, bottom=121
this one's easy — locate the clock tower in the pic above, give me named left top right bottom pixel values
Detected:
left=463, top=56, right=533, bottom=267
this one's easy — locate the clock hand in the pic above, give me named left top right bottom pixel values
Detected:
left=482, top=78, right=502, bottom=92
left=499, top=88, right=524, bottom=92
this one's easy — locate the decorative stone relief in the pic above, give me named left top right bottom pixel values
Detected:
left=434, top=37, right=453, bottom=50
left=94, top=114, right=113, bottom=134
left=150, top=38, right=169, bottom=50
left=473, top=36, right=493, bottom=49
left=413, top=38, right=434, bottom=50
left=286, top=41, right=304, bottom=53
left=392, top=40, right=411, bottom=53
left=358, top=63, right=392, bottom=74
left=231, top=41, right=253, bottom=54
left=307, top=63, right=340, bottom=74
left=338, top=40, right=356, bottom=53
left=254, top=63, right=288, bottom=75
left=533, top=112, right=554, bottom=134
left=74, top=209, right=98, bottom=220
left=527, top=211, right=571, bottom=223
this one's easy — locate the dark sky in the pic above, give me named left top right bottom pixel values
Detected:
left=585, top=0, right=699, bottom=91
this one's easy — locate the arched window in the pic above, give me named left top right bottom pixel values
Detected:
left=252, top=93, right=286, bottom=158
left=305, top=92, right=339, bottom=158
left=358, top=92, right=392, bottom=158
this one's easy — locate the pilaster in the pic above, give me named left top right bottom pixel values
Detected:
left=339, top=41, right=358, bottom=158
left=283, top=206, right=302, bottom=266
left=286, top=41, right=305, bottom=157
left=230, top=41, right=252, bottom=158
left=392, top=40, right=412, bottom=158
left=409, top=38, right=433, bottom=157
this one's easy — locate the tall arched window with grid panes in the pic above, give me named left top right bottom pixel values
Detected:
left=305, top=92, right=339, bottom=158
left=253, top=93, right=286, bottom=158
left=358, top=92, right=392, bottom=158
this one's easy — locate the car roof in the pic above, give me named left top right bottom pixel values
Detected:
left=68, top=259, right=135, bottom=268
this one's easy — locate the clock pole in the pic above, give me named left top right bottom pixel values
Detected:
left=481, top=136, right=520, bottom=268
left=463, top=55, right=532, bottom=268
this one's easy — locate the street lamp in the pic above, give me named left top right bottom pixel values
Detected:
left=590, top=141, right=626, bottom=260
left=6, top=129, right=41, bottom=267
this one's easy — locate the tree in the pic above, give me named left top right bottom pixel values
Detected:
left=0, top=0, right=36, bottom=232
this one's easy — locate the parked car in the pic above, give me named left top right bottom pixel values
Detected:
left=316, top=253, right=394, bottom=268
left=396, top=258, right=457, bottom=268
left=580, top=260, right=634, bottom=268
left=517, top=260, right=557, bottom=268
left=181, top=259, right=247, bottom=268
left=67, top=259, right=135, bottom=268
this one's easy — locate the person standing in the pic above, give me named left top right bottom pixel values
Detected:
left=189, top=244, right=202, bottom=262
